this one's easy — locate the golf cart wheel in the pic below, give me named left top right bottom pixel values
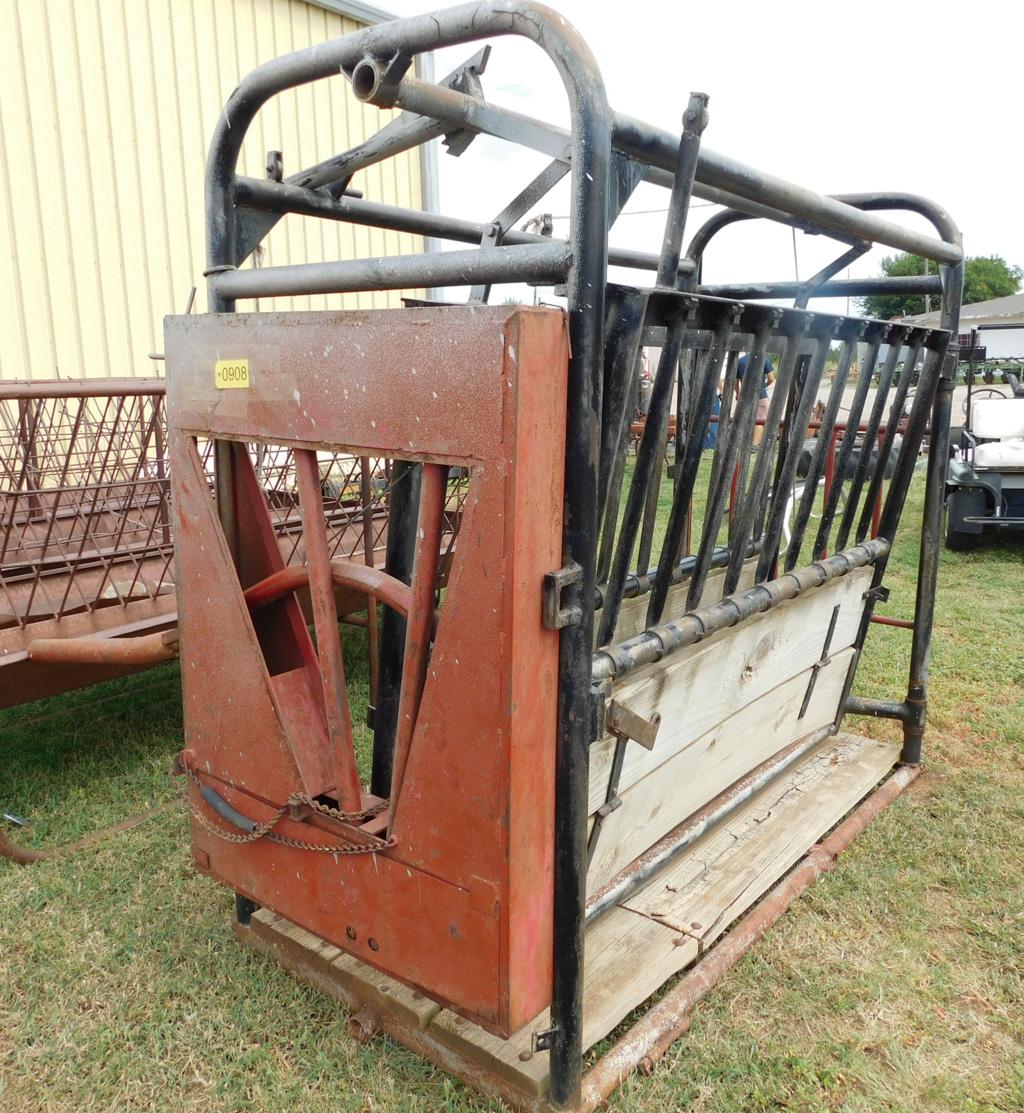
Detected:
left=944, top=507, right=983, bottom=551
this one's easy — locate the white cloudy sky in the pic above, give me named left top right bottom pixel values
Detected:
left=377, top=0, right=1020, bottom=310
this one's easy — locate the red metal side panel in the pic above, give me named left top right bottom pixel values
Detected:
left=504, top=312, right=567, bottom=1027
left=165, top=306, right=567, bottom=1036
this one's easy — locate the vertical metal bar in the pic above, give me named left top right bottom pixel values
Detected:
left=812, top=326, right=886, bottom=558
left=721, top=320, right=806, bottom=595
left=549, top=66, right=612, bottom=1110
left=854, top=335, right=923, bottom=544
left=706, top=349, right=739, bottom=499
left=597, top=340, right=645, bottom=585
left=387, top=462, right=446, bottom=825
left=784, top=321, right=863, bottom=571
left=597, top=312, right=690, bottom=645
left=636, top=408, right=669, bottom=576
left=371, top=459, right=421, bottom=798
left=901, top=250, right=962, bottom=763
left=688, top=313, right=775, bottom=608
left=836, top=342, right=944, bottom=740
left=647, top=306, right=737, bottom=625
left=359, top=456, right=381, bottom=709
left=901, top=352, right=954, bottom=763
left=834, top=327, right=907, bottom=551
left=755, top=329, right=833, bottom=580
left=597, top=288, right=648, bottom=532
left=628, top=92, right=709, bottom=598
left=294, top=448, right=364, bottom=811
left=655, top=94, right=709, bottom=288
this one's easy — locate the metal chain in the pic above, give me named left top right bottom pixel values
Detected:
left=176, top=764, right=394, bottom=855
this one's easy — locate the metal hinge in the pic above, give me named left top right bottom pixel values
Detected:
left=542, top=563, right=583, bottom=629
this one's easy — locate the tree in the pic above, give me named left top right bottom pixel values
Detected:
left=860, top=253, right=1022, bottom=320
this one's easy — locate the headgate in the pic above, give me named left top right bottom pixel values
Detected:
left=166, top=4, right=963, bottom=1109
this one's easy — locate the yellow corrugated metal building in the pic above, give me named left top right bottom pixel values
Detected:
left=0, top=0, right=430, bottom=380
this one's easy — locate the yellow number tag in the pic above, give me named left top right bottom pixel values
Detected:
left=214, top=358, right=250, bottom=389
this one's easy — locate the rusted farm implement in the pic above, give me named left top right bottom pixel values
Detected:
left=0, top=380, right=460, bottom=860
left=163, top=3, right=962, bottom=1109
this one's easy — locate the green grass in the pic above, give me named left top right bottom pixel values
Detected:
left=1, top=472, right=1022, bottom=1111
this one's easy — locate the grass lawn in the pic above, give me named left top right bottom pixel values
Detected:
left=1, top=471, right=1022, bottom=1112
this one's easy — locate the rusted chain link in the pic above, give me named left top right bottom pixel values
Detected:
left=176, top=761, right=394, bottom=855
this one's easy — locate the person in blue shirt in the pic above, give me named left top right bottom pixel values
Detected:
left=735, top=353, right=776, bottom=445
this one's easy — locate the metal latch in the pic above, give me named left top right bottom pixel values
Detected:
left=532, top=1027, right=559, bottom=1053
left=542, top=563, right=583, bottom=629
left=863, top=584, right=890, bottom=604
left=587, top=701, right=661, bottom=866
left=606, top=699, right=661, bottom=751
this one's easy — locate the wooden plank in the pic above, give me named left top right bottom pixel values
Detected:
left=245, top=910, right=442, bottom=1030
left=623, top=732, right=899, bottom=949
left=607, top=559, right=758, bottom=645
left=587, top=646, right=856, bottom=892
left=425, top=904, right=697, bottom=1097
left=589, top=567, right=870, bottom=816
left=241, top=908, right=697, bottom=1100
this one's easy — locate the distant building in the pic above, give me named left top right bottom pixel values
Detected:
left=0, top=0, right=433, bottom=380
left=900, top=292, right=1024, bottom=360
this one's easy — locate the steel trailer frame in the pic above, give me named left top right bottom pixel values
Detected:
left=185, top=3, right=963, bottom=1107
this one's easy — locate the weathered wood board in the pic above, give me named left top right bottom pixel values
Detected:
left=587, top=645, right=856, bottom=890
left=622, top=733, right=900, bottom=950
left=586, top=568, right=871, bottom=891
left=590, top=566, right=871, bottom=814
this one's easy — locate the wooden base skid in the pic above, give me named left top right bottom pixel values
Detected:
left=235, top=731, right=908, bottom=1111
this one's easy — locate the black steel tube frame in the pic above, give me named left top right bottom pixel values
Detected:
left=196, top=6, right=964, bottom=1106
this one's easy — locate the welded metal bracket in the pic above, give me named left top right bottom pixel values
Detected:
left=606, top=699, right=661, bottom=751
left=542, top=563, right=583, bottom=629
left=863, top=584, right=891, bottom=604
left=587, top=700, right=661, bottom=866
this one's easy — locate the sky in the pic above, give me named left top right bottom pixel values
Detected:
left=377, top=0, right=1021, bottom=311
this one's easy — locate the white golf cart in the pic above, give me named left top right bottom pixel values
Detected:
left=946, top=371, right=1024, bottom=549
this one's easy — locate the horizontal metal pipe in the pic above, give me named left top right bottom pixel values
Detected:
left=607, top=116, right=961, bottom=265
left=580, top=763, right=919, bottom=1109
left=593, top=540, right=888, bottom=682
left=585, top=724, right=835, bottom=924
left=390, top=74, right=960, bottom=262
left=209, top=242, right=572, bottom=299
left=235, top=175, right=691, bottom=278
left=594, top=542, right=760, bottom=612
left=844, top=694, right=913, bottom=721
left=27, top=630, right=180, bottom=667
left=697, top=276, right=944, bottom=300
left=870, top=615, right=915, bottom=630
left=0, top=378, right=165, bottom=400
